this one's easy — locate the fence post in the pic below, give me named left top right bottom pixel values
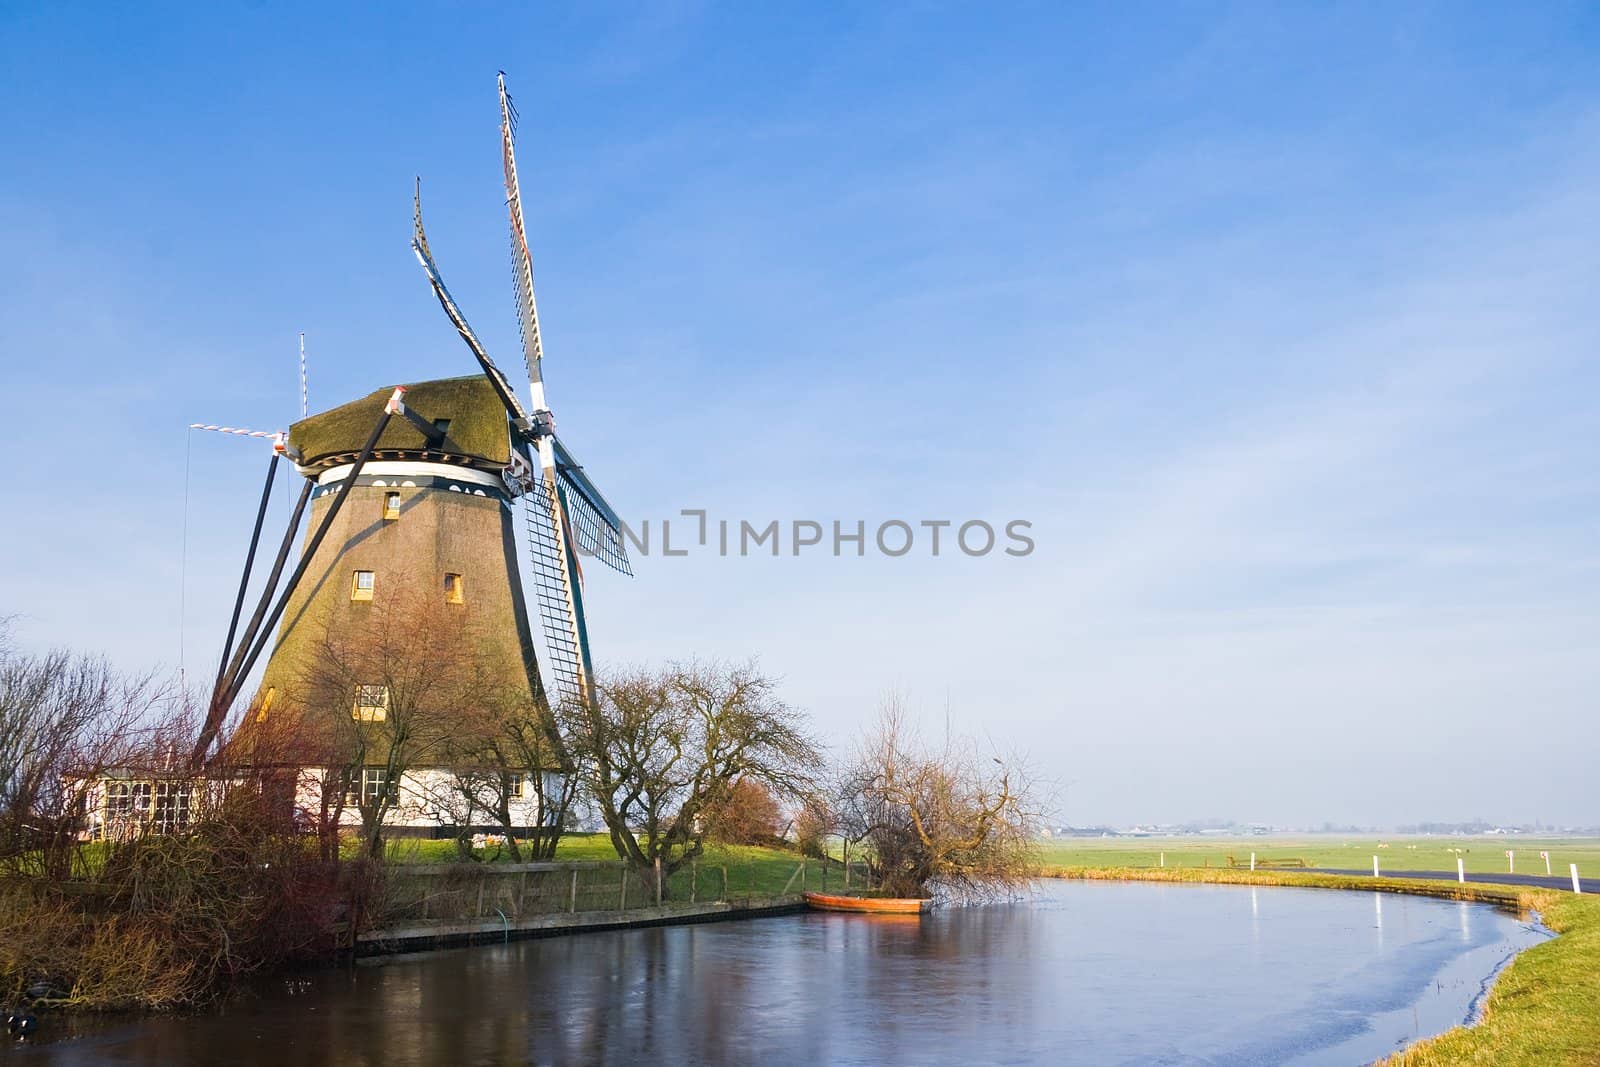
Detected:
left=570, top=868, right=579, bottom=913
left=619, top=866, right=628, bottom=910
left=519, top=871, right=528, bottom=916
left=844, top=842, right=851, bottom=888
left=1573, top=864, right=1582, bottom=894
left=721, top=865, right=729, bottom=902
left=1457, top=858, right=1465, bottom=883
left=691, top=861, right=698, bottom=904
left=1373, top=855, right=1380, bottom=878
left=1250, top=852, right=1256, bottom=872
left=655, top=857, right=663, bottom=906
left=476, top=878, right=486, bottom=917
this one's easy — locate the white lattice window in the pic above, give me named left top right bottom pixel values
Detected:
left=106, top=781, right=151, bottom=822
left=361, top=768, right=394, bottom=806
left=153, top=781, right=192, bottom=834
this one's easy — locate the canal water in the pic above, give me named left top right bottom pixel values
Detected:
left=5, top=880, right=1548, bottom=1066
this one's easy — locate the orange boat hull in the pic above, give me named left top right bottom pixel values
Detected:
left=803, top=892, right=932, bottom=914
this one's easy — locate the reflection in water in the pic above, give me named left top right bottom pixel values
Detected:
left=6, top=882, right=1546, bottom=1067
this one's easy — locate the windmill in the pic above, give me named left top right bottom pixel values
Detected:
left=189, top=74, right=630, bottom=773
left=409, top=71, right=633, bottom=714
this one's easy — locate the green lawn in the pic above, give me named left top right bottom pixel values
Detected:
left=383, top=833, right=825, bottom=899
left=1384, top=887, right=1600, bottom=1066
left=1037, top=835, right=1600, bottom=879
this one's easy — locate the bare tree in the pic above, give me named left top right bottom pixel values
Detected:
left=0, top=623, right=180, bottom=878
left=433, top=684, right=581, bottom=862
left=793, top=795, right=834, bottom=859
left=566, top=661, right=823, bottom=886
left=297, top=585, right=490, bottom=859
left=835, top=695, right=1040, bottom=902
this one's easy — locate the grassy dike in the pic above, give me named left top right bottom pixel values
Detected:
left=1045, top=866, right=1600, bottom=1066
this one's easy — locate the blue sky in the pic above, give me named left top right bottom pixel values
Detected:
left=3, top=3, right=1598, bottom=826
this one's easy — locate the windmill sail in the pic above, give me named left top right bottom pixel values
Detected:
left=500, top=73, right=546, bottom=396
left=411, top=177, right=592, bottom=709
left=412, top=182, right=532, bottom=427
left=410, top=74, right=631, bottom=718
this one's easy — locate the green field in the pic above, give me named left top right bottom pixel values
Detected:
left=1036, top=835, right=1600, bottom=879
left=383, top=832, right=1600, bottom=891
left=384, top=833, right=828, bottom=898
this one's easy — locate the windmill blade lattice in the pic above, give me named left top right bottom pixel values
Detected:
left=522, top=472, right=587, bottom=711
left=558, top=470, right=632, bottom=576
left=500, top=74, right=546, bottom=392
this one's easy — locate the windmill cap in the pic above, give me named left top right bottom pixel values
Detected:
left=289, top=375, right=512, bottom=472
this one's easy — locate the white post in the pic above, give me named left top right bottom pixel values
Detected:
left=1572, top=864, right=1582, bottom=894
left=1159, top=852, right=1165, bottom=868
left=1457, top=857, right=1465, bottom=883
left=1543, top=851, right=1552, bottom=876
left=1507, top=850, right=1514, bottom=874
left=1373, top=855, right=1380, bottom=878
left=1250, top=852, right=1256, bottom=872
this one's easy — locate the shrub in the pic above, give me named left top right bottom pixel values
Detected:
left=704, top=779, right=784, bottom=846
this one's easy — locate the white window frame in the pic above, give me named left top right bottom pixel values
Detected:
left=106, top=780, right=151, bottom=822
left=360, top=767, right=394, bottom=806
left=153, top=781, right=192, bottom=835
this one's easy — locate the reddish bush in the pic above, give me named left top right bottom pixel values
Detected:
left=703, top=779, right=783, bottom=845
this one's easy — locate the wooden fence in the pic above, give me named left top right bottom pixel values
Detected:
left=381, top=859, right=734, bottom=924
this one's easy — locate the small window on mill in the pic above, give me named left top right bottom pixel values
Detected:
left=432, top=418, right=451, bottom=437
left=383, top=491, right=401, bottom=520
left=352, top=570, right=376, bottom=601
left=444, top=573, right=464, bottom=604
left=353, top=684, right=389, bottom=722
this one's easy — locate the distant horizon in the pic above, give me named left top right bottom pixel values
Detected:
left=1044, top=822, right=1600, bottom=837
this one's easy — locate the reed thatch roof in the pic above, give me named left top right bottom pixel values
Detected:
left=290, top=375, right=511, bottom=469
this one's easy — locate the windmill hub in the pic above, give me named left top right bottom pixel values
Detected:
left=522, top=410, right=555, bottom=440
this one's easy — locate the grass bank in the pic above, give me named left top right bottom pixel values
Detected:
left=1045, top=865, right=1600, bottom=1066
left=383, top=834, right=826, bottom=898
left=1036, top=835, right=1600, bottom=878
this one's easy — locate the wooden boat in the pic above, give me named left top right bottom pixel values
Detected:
left=803, top=892, right=932, bottom=915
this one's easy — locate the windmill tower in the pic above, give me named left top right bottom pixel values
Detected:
left=192, top=76, right=632, bottom=806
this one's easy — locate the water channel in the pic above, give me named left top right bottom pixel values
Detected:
left=7, top=880, right=1548, bottom=1066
